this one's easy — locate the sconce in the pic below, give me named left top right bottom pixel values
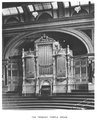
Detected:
left=74, top=6, right=81, bottom=13
left=74, top=2, right=81, bottom=13
left=32, top=11, right=38, bottom=19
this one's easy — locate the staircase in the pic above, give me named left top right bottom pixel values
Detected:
left=2, top=91, right=94, bottom=110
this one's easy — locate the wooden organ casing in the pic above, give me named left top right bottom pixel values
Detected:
left=22, top=49, right=36, bottom=94
left=22, top=34, right=73, bottom=95
left=57, top=49, right=66, bottom=78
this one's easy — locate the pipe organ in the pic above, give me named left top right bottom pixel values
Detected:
left=22, top=34, right=73, bottom=95
left=4, top=34, right=92, bottom=95
left=38, top=44, right=53, bottom=75
left=57, top=50, right=66, bottom=78
left=2, top=31, right=94, bottom=95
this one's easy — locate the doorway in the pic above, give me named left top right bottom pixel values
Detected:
left=41, top=80, right=51, bottom=96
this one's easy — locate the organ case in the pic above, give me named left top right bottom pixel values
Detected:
left=22, top=34, right=73, bottom=95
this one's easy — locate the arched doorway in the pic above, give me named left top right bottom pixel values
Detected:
left=41, top=80, right=51, bottom=96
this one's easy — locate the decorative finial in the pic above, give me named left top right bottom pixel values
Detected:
left=67, top=45, right=69, bottom=49
left=22, top=48, right=24, bottom=52
left=43, top=34, right=46, bottom=39
left=67, top=45, right=69, bottom=54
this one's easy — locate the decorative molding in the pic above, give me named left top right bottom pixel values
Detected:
left=3, top=28, right=94, bottom=59
left=3, top=15, right=94, bottom=34
left=35, top=34, right=55, bottom=44
left=81, top=29, right=92, bottom=40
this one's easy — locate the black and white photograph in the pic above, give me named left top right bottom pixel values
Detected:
left=1, top=0, right=96, bottom=119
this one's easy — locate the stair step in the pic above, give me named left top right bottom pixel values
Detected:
left=3, top=97, right=94, bottom=102
left=2, top=92, right=94, bottom=110
left=2, top=104, right=94, bottom=110
left=2, top=94, right=94, bottom=99
left=2, top=105, right=77, bottom=110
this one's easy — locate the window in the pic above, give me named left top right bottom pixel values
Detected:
left=81, top=60, right=86, bottom=65
left=71, top=1, right=79, bottom=6
left=43, top=3, right=52, bottom=9
left=75, top=67, right=80, bottom=74
left=76, top=79, right=80, bottom=82
left=8, top=70, right=11, bottom=76
left=17, top=6, right=24, bottom=13
left=3, top=6, right=24, bottom=16
left=75, top=60, right=80, bottom=66
left=63, top=1, right=69, bottom=8
left=12, top=64, right=17, bottom=68
left=2, top=8, right=11, bottom=16
left=34, top=4, right=43, bottom=11
left=8, top=64, right=11, bottom=68
left=8, top=7, right=18, bottom=15
left=81, top=67, right=86, bottom=74
left=12, top=70, right=17, bottom=76
left=51, top=2, right=58, bottom=9
left=28, top=5, right=34, bottom=12
left=74, top=58, right=88, bottom=83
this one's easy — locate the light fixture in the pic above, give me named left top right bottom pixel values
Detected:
left=32, top=11, right=38, bottom=18
left=74, top=6, right=81, bottom=13
left=74, top=1, right=81, bottom=13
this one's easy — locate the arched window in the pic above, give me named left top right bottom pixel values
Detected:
left=38, top=13, right=53, bottom=21
left=6, top=17, right=19, bottom=24
left=72, top=8, right=88, bottom=16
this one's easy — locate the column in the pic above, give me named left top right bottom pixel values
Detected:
left=35, top=44, right=40, bottom=95
left=22, top=48, right=26, bottom=95
left=52, top=43, right=56, bottom=94
left=66, top=45, right=70, bottom=93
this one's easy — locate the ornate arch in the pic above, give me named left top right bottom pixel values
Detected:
left=41, top=80, right=51, bottom=86
left=3, top=28, right=94, bottom=58
left=5, top=16, right=19, bottom=24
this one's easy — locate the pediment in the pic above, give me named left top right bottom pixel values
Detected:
left=35, top=34, right=55, bottom=44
